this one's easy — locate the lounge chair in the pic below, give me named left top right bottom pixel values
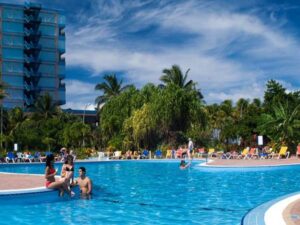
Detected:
left=23, top=152, right=34, bottom=163
left=112, top=151, right=122, bottom=159
left=176, top=148, right=183, bottom=158
left=272, top=146, right=289, bottom=159
left=5, top=152, right=16, bottom=163
left=208, top=148, right=216, bottom=158
left=244, top=148, right=259, bottom=160
left=16, top=152, right=24, bottom=162
left=259, top=147, right=275, bottom=159
left=141, top=150, right=150, bottom=159
left=196, top=148, right=205, bottom=158
left=0, top=156, right=5, bottom=163
left=40, top=151, right=52, bottom=162
left=33, top=152, right=42, bottom=162
left=132, top=151, right=140, bottom=159
left=222, top=151, right=237, bottom=159
left=296, top=145, right=300, bottom=158
left=97, top=151, right=105, bottom=160
left=105, top=151, right=112, bottom=159
left=237, top=148, right=249, bottom=159
left=154, top=149, right=162, bottom=159
left=166, top=150, right=172, bottom=159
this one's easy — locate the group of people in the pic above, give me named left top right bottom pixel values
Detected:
left=45, top=148, right=92, bottom=198
left=174, top=138, right=194, bottom=159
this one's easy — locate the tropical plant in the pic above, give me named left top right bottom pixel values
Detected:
left=258, top=102, right=300, bottom=148
left=33, top=92, right=59, bottom=119
left=0, top=81, right=7, bottom=100
left=160, top=64, right=203, bottom=99
left=95, top=74, right=134, bottom=109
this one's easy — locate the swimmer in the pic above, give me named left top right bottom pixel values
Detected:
left=179, top=160, right=191, bottom=169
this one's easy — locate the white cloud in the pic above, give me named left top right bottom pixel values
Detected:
left=206, top=82, right=265, bottom=103
left=64, top=0, right=300, bottom=107
left=62, top=80, right=97, bottom=110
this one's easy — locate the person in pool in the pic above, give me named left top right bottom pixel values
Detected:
left=74, top=167, right=93, bottom=196
left=179, top=160, right=191, bottom=169
left=45, top=154, right=74, bottom=197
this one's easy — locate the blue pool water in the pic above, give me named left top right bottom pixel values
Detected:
left=1, top=161, right=300, bottom=225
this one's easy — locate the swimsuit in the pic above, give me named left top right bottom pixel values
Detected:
left=66, top=167, right=74, bottom=172
left=45, top=168, right=56, bottom=188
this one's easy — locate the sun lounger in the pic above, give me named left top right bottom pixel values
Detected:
left=237, top=148, right=249, bottom=159
left=33, top=152, right=42, bottom=162
left=23, top=152, right=34, bottom=163
left=97, top=152, right=105, bottom=160
left=208, top=148, right=216, bottom=158
left=244, top=148, right=259, bottom=160
left=154, top=149, right=162, bottom=159
left=176, top=149, right=183, bottom=158
left=272, top=146, right=289, bottom=159
left=112, top=151, right=122, bottom=159
left=222, top=151, right=238, bottom=159
left=16, top=152, right=24, bottom=162
left=166, top=150, right=172, bottom=158
left=5, top=152, right=16, bottom=163
left=141, top=150, right=150, bottom=159
left=196, top=148, right=205, bottom=158
left=296, top=145, right=300, bottom=158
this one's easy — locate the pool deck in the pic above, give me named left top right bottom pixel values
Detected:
left=283, top=199, right=300, bottom=225
left=0, top=173, right=44, bottom=190
left=205, top=158, right=300, bottom=167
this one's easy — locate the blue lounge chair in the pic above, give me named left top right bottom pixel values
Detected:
left=6, top=152, right=16, bottom=163
left=33, top=152, right=42, bottom=162
left=141, top=150, right=149, bottom=159
left=154, top=149, right=162, bottom=159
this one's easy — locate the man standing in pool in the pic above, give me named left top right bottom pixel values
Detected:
left=187, top=138, right=194, bottom=160
left=74, top=167, right=93, bottom=196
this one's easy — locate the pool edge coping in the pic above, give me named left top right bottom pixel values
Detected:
left=201, top=160, right=300, bottom=168
left=241, top=191, right=300, bottom=225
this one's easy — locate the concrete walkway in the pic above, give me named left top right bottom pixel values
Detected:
left=0, top=173, right=44, bottom=190
left=283, top=199, right=300, bottom=225
left=206, top=158, right=300, bottom=167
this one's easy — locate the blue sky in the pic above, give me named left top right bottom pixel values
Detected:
left=10, top=0, right=300, bottom=109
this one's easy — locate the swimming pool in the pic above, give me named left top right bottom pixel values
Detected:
left=0, top=161, right=300, bottom=225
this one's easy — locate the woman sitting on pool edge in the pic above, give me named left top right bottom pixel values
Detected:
left=45, top=154, right=74, bottom=197
left=179, top=160, right=191, bottom=169
left=60, top=155, right=74, bottom=184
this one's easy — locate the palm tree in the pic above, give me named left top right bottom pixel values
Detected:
left=33, top=93, right=58, bottom=119
left=0, top=82, right=6, bottom=100
left=160, top=65, right=203, bottom=99
left=0, top=80, right=8, bottom=150
left=95, top=74, right=133, bottom=109
left=235, top=98, right=249, bottom=119
left=259, top=102, right=300, bottom=146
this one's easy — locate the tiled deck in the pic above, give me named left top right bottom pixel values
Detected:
left=206, top=158, right=300, bottom=167
left=283, top=199, right=300, bottom=225
left=0, top=173, right=44, bottom=190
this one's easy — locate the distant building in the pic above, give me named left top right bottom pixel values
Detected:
left=63, top=109, right=98, bottom=126
left=0, top=2, right=65, bottom=108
